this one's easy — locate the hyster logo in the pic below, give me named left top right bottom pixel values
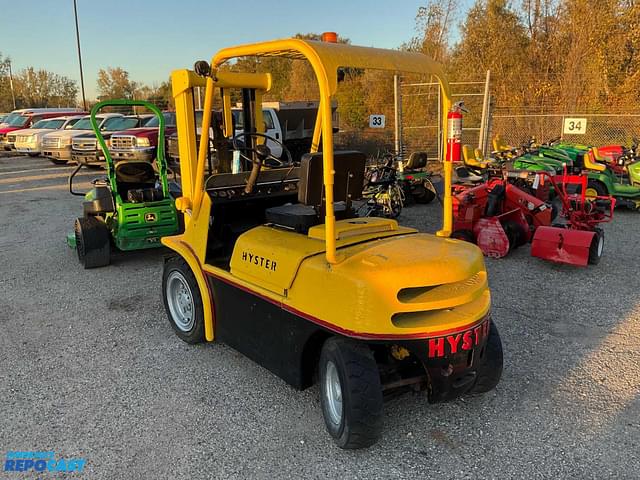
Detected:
left=427, top=320, right=490, bottom=358
left=242, top=251, right=277, bottom=271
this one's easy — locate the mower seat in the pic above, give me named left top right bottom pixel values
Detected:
left=265, top=151, right=366, bottom=233
left=583, top=149, right=606, bottom=172
left=405, top=151, right=428, bottom=170
left=492, top=135, right=512, bottom=152
left=115, top=161, right=162, bottom=202
left=462, top=144, right=487, bottom=168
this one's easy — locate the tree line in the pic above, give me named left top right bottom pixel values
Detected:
left=3, top=1, right=639, bottom=118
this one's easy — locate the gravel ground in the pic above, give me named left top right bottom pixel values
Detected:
left=0, top=154, right=639, bottom=479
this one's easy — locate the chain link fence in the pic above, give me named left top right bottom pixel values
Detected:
left=489, top=111, right=640, bottom=150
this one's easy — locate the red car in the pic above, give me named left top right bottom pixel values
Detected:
left=108, top=111, right=176, bottom=162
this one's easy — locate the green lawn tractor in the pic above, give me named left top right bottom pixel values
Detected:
left=67, top=99, right=181, bottom=268
left=550, top=142, right=640, bottom=209
left=396, top=151, right=439, bottom=204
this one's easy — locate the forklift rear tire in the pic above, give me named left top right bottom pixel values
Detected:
left=162, top=256, right=205, bottom=344
left=319, top=337, right=383, bottom=449
left=468, top=321, right=503, bottom=394
left=75, top=217, right=110, bottom=269
left=588, top=228, right=604, bottom=265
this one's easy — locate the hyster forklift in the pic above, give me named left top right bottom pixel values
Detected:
left=162, top=36, right=502, bottom=449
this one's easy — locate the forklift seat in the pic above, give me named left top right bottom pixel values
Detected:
left=265, top=151, right=366, bottom=233
left=405, top=151, right=428, bottom=170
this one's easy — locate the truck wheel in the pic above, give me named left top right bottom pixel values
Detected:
left=162, top=256, right=205, bottom=344
left=49, top=158, right=68, bottom=165
left=468, top=321, right=503, bottom=394
left=588, top=228, right=604, bottom=265
left=319, top=337, right=383, bottom=449
left=75, top=217, right=110, bottom=269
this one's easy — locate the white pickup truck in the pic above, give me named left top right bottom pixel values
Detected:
left=167, top=101, right=336, bottom=165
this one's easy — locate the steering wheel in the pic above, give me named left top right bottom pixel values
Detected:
left=232, top=132, right=293, bottom=168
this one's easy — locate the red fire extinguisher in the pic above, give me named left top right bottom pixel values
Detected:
left=446, top=101, right=467, bottom=162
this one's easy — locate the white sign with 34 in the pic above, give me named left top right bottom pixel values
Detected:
left=563, top=117, right=587, bottom=135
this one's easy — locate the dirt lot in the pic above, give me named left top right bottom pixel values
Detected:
left=0, top=153, right=638, bottom=479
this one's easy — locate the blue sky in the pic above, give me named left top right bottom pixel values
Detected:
left=1, top=0, right=470, bottom=100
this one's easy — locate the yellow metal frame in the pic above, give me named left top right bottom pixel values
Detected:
left=196, top=39, right=453, bottom=263
left=167, top=39, right=458, bottom=341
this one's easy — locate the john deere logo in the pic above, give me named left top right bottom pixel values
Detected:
left=144, top=213, right=157, bottom=222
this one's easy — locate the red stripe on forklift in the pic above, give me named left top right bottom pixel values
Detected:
left=203, top=269, right=489, bottom=341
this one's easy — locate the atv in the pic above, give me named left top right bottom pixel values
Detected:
left=161, top=38, right=503, bottom=449
left=67, top=99, right=180, bottom=268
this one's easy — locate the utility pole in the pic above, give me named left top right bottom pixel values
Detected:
left=7, top=60, right=16, bottom=109
left=73, top=0, right=87, bottom=110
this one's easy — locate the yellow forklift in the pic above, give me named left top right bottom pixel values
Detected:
left=163, top=36, right=503, bottom=448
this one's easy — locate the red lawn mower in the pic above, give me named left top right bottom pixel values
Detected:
left=452, top=170, right=614, bottom=266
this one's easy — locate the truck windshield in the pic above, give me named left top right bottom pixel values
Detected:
left=6, top=115, right=29, bottom=127
left=31, top=119, right=53, bottom=129
left=145, top=112, right=176, bottom=128
left=2, top=113, right=23, bottom=125
left=40, top=119, right=65, bottom=129
left=231, top=110, right=273, bottom=130
left=102, top=117, right=141, bottom=131
left=72, top=118, right=99, bottom=130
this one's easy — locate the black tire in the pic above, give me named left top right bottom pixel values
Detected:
left=74, top=217, right=110, bottom=269
left=451, top=229, right=475, bottom=244
left=28, top=153, right=39, bottom=157
left=49, top=158, right=68, bottom=165
left=468, top=321, right=503, bottom=394
left=588, top=228, right=604, bottom=265
left=413, top=182, right=436, bottom=204
left=319, top=337, right=383, bottom=449
left=502, top=220, right=527, bottom=249
left=585, top=180, right=607, bottom=198
left=162, top=256, right=205, bottom=344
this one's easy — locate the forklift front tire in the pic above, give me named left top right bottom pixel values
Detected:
left=75, top=217, right=110, bottom=269
left=319, top=337, right=383, bottom=449
left=468, top=321, right=503, bottom=394
left=162, top=256, right=205, bottom=344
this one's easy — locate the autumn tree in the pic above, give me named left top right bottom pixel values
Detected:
left=97, top=67, right=138, bottom=100
left=12, top=67, right=78, bottom=108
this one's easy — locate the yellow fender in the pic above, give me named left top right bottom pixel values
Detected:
left=162, top=234, right=216, bottom=342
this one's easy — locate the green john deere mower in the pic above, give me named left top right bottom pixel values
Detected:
left=67, top=99, right=180, bottom=268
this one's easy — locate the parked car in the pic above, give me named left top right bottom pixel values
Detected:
left=0, top=113, right=8, bottom=125
left=71, top=114, right=154, bottom=166
left=108, top=111, right=177, bottom=162
left=13, top=116, right=85, bottom=156
left=41, top=113, right=124, bottom=164
left=0, top=108, right=85, bottom=150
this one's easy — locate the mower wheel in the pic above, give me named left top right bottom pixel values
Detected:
left=584, top=180, right=607, bottom=199
left=319, top=337, right=383, bottom=449
left=502, top=220, right=527, bottom=249
left=588, top=228, right=605, bottom=265
left=451, top=229, right=475, bottom=244
left=413, top=183, right=436, bottom=204
left=162, top=256, right=205, bottom=344
left=74, top=217, right=110, bottom=269
left=468, top=321, right=503, bottom=394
